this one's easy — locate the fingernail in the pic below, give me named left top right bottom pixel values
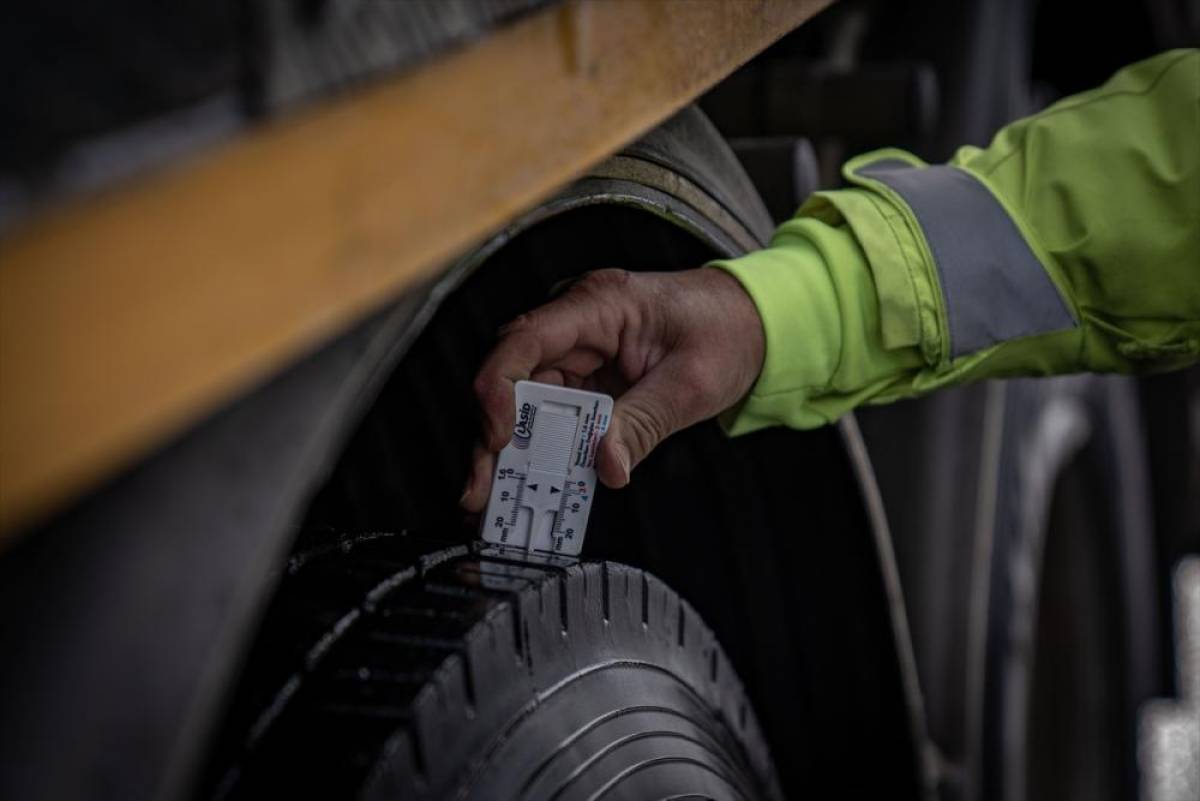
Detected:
left=616, top=446, right=631, bottom=486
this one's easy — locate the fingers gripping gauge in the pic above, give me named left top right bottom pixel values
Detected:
left=480, top=381, right=612, bottom=556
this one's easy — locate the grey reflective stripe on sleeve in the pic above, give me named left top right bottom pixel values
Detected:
left=857, top=159, right=1075, bottom=358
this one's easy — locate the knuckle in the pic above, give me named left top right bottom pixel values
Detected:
left=472, top=371, right=493, bottom=399
left=678, top=359, right=719, bottom=402
left=473, top=372, right=506, bottom=409
left=577, top=268, right=632, bottom=295
left=499, top=312, right=535, bottom=335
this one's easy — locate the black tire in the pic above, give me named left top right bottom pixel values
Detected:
left=987, top=376, right=1161, bottom=801
left=0, top=105, right=916, bottom=801
left=208, top=533, right=782, bottom=801
left=859, top=375, right=1163, bottom=801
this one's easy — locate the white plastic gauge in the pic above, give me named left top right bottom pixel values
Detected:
left=480, top=380, right=613, bottom=556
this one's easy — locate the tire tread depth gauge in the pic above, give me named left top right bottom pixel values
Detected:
left=480, top=380, right=612, bottom=556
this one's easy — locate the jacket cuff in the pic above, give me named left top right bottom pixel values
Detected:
left=814, top=184, right=942, bottom=364
left=707, top=232, right=842, bottom=434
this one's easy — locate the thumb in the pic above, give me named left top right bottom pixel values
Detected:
left=597, top=366, right=690, bottom=489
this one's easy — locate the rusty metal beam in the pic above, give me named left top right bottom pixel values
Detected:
left=0, top=0, right=831, bottom=535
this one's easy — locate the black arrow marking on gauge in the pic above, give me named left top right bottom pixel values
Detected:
left=528, top=484, right=539, bottom=492
left=550, top=486, right=560, bottom=494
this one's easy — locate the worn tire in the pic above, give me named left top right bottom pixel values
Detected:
left=207, top=533, right=782, bottom=801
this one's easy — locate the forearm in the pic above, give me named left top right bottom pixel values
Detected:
left=712, top=49, right=1200, bottom=434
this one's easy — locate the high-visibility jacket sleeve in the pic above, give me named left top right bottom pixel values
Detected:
left=710, top=49, right=1200, bottom=434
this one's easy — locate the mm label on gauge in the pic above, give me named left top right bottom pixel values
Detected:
left=480, top=380, right=612, bottom=556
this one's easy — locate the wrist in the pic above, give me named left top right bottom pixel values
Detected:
left=699, top=265, right=766, bottom=391
left=706, top=234, right=844, bottom=432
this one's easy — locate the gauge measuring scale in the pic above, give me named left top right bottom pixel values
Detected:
left=481, top=381, right=613, bottom=556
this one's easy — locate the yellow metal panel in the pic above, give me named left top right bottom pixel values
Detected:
left=0, top=0, right=830, bottom=535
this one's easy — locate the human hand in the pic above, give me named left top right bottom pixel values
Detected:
left=460, top=267, right=765, bottom=512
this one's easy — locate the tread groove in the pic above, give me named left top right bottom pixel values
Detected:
left=641, top=572, right=650, bottom=627
left=600, top=562, right=611, bottom=622
left=560, top=574, right=571, bottom=632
